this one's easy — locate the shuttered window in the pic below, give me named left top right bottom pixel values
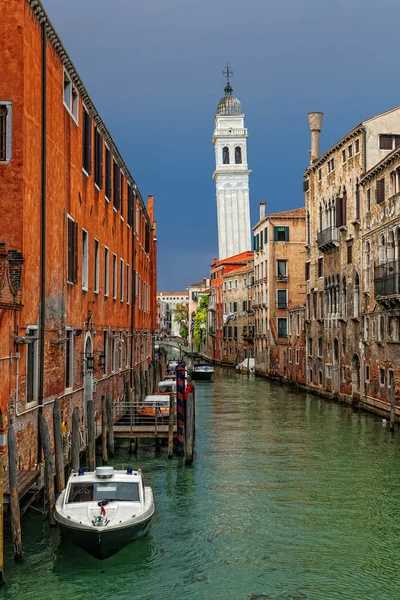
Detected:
left=233, top=301, right=238, bottom=312
left=355, top=184, right=360, bottom=220
left=145, top=223, right=150, bottom=253
left=277, top=318, right=288, bottom=338
left=105, top=148, right=111, bottom=199
left=379, top=135, right=393, bottom=150
left=94, top=129, right=103, bottom=188
left=128, top=185, right=134, bottom=227
left=67, top=217, right=78, bottom=283
left=274, top=226, right=289, bottom=242
left=303, top=179, right=309, bottom=192
left=335, top=197, right=343, bottom=228
left=0, top=105, right=7, bottom=161
left=376, top=178, right=385, bottom=204
left=83, top=109, right=92, bottom=174
left=305, top=262, right=310, bottom=280
left=113, top=162, right=120, bottom=210
left=234, top=326, right=238, bottom=339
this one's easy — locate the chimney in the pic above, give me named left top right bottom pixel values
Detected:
left=308, top=112, right=324, bottom=163
left=259, top=201, right=266, bottom=220
left=147, top=194, right=154, bottom=221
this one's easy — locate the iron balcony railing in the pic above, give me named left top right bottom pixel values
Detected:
left=317, top=226, right=339, bottom=249
left=374, top=260, right=400, bottom=297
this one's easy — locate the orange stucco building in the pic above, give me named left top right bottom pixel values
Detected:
left=0, top=0, right=157, bottom=466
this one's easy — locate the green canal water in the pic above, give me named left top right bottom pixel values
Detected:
left=2, top=368, right=400, bottom=599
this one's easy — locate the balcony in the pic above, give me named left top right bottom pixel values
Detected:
left=317, top=226, right=339, bottom=251
left=375, top=261, right=400, bottom=306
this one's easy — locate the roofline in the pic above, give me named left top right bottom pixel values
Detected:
left=26, top=0, right=149, bottom=220
left=252, top=210, right=306, bottom=230
left=303, top=125, right=364, bottom=176
left=361, top=145, right=400, bottom=184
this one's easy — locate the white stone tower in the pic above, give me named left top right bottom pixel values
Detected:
left=212, top=66, right=251, bottom=259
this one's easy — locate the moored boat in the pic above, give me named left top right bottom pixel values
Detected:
left=189, top=363, right=214, bottom=381
left=54, top=466, right=155, bottom=560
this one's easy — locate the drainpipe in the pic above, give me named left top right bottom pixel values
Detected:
left=38, top=21, right=47, bottom=462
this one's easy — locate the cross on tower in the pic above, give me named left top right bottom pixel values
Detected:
left=222, top=63, right=233, bottom=85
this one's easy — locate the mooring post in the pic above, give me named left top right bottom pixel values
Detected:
left=106, top=393, right=115, bottom=458
left=87, top=400, right=96, bottom=471
left=71, top=407, right=80, bottom=473
left=168, top=391, right=174, bottom=459
left=185, top=392, right=194, bottom=465
left=0, top=453, right=5, bottom=585
left=53, top=398, right=65, bottom=494
left=101, top=395, right=108, bottom=464
left=390, top=371, right=396, bottom=431
left=39, top=414, right=56, bottom=525
left=8, top=425, right=22, bottom=560
left=176, top=362, right=186, bottom=456
left=192, top=381, right=196, bottom=439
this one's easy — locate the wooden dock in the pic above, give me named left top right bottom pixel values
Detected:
left=113, top=425, right=177, bottom=438
left=3, top=470, right=40, bottom=504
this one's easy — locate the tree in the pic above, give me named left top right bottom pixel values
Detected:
left=180, top=323, right=188, bottom=339
left=174, top=303, right=188, bottom=338
left=193, top=295, right=209, bottom=350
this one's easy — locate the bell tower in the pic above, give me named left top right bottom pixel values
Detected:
left=212, top=65, right=251, bottom=260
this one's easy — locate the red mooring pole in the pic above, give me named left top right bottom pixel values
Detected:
left=176, top=363, right=186, bottom=455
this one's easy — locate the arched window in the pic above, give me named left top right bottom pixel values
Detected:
left=235, top=146, right=242, bottom=164
left=223, top=147, right=230, bottom=164
left=379, top=234, right=386, bottom=264
left=388, top=230, right=395, bottom=262
left=342, top=277, right=347, bottom=318
left=354, top=272, right=360, bottom=318
left=365, top=242, right=371, bottom=292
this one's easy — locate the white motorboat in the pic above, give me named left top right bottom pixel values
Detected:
left=55, top=466, right=155, bottom=560
left=189, top=363, right=214, bottom=381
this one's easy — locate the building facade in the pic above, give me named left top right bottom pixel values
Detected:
left=0, top=0, right=157, bottom=466
left=213, top=71, right=251, bottom=260
left=304, top=107, right=400, bottom=403
left=221, top=265, right=254, bottom=366
left=252, top=203, right=306, bottom=377
left=156, top=293, right=189, bottom=337
left=287, top=305, right=306, bottom=385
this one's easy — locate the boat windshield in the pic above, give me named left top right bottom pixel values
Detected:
left=67, top=481, right=140, bottom=503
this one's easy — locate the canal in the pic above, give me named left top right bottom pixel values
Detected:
left=2, top=368, right=400, bottom=599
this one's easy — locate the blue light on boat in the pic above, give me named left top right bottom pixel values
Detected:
left=78, top=467, right=84, bottom=475
left=127, top=466, right=133, bottom=474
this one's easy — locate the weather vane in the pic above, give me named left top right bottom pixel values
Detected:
left=223, top=63, right=233, bottom=85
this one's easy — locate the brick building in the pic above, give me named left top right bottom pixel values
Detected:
left=287, top=305, right=306, bottom=385
left=221, top=265, right=254, bottom=366
left=208, top=252, right=253, bottom=362
left=0, top=0, right=157, bottom=466
left=359, top=147, right=400, bottom=415
left=252, top=203, right=306, bottom=377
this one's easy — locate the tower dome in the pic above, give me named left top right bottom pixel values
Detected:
left=217, top=83, right=242, bottom=116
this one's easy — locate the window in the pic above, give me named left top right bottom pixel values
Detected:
left=296, top=348, right=300, bottom=365
left=378, top=315, right=384, bottom=342
left=366, top=188, right=371, bottom=211
left=318, top=257, right=323, bottom=278
left=364, top=317, right=369, bottom=342
left=26, top=327, right=38, bottom=404
left=243, top=278, right=247, bottom=287
left=104, top=247, right=109, bottom=296
left=318, top=337, right=322, bottom=357
left=233, top=301, right=238, bottom=312
left=0, top=103, right=12, bottom=162
left=82, top=229, right=88, bottom=291
left=277, top=318, right=288, bottom=338
left=67, top=216, right=78, bottom=283
left=376, top=178, right=385, bottom=204
left=277, top=260, right=287, bottom=279
left=94, top=239, right=100, bottom=293
left=277, top=289, right=287, bottom=308
left=223, top=282, right=227, bottom=290
left=289, top=348, right=292, bottom=363
left=127, top=264, right=131, bottom=305
left=113, top=162, right=120, bottom=210
left=365, top=365, right=370, bottom=383
left=113, top=254, right=117, bottom=299
left=355, top=183, right=360, bottom=220
left=305, top=262, right=310, bottom=280
left=379, top=135, right=400, bottom=150
left=83, top=109, right=92, bottom=174
left=379, top=367, right=385, bottom=387
left=65, top=329, right=73, bottom=389
left=342, top=149, right=346, bottom=163
left=223, top=302, right=227, bottom=313
left=94, top=129, right=103, bottom=188
left=242, top=300, right=248, bottom=311
left=348, top=144, right=353, bottom=158
left=309, top=337, right=313, bottom=356
left=136, top=207, right=139, bottom=234
left=347, top=244, right=352, bottom=265
left=120, top=259, right=124, bottom=301
left=105, top=147, right=111, bottom=200
left=235, top=146, right=242, bottom=164
left=229, top=280, right=232, bottom=289
left=318, top=168, right=322, bottom=182
left=234, top=280, right=238, bottom=288
left=63, top=72, right=78, bottom=123
left=119, top=332, right=123, bottom=370
left=128, top=185, right=134, bottom=227
left=327, top=158, right=334, bottom=173
left=355, top=139, right=360, bottom=154
left=111, top=331, right=116, bottom=372
left=274, top=226, right=289, bottom=242
left=318, top=370, right=323, bottom=386
left=103, top=331, right=109, bottom=375
left=222, top=147, right=229, bottom=164
left=234, top=326, right=238, bottom=340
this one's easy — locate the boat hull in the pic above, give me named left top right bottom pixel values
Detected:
left=190, top=371, right=213, bottom=381
left=57, top=515, right=152, bottom=560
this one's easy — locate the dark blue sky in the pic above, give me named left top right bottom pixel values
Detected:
left=45, top=0, right=400, bottom=290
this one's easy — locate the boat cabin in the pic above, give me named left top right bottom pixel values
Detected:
left=64, top=467, right=145, bottom=507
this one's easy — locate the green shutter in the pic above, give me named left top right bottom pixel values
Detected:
left=260, top=231, right=263, bottom=249
left=274, top=226, right=289, bottom=242
left=233, top=301, right=238, bottom=312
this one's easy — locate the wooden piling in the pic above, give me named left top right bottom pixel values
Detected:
left=185, top=392, right=195, bottom=465
left=101, top=395, right=108, bottom=464
left=168, top=391, right=174, bottom=459
left=0, top=453, right=5, bottom=585
left=53, top=398, right=65, bottom=494
left=106, top=393, right=115, bottom=458
left=8, top=425, right=22, bottom=560
left=192, top=381, right=196, bottom=439
left=39, top=414, right=56, bottom=525
left=71, top=407, right=80, bottom=473
left=390, top=371, right=396, bottom=431
left=87, top=400, right=96, bottom=471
